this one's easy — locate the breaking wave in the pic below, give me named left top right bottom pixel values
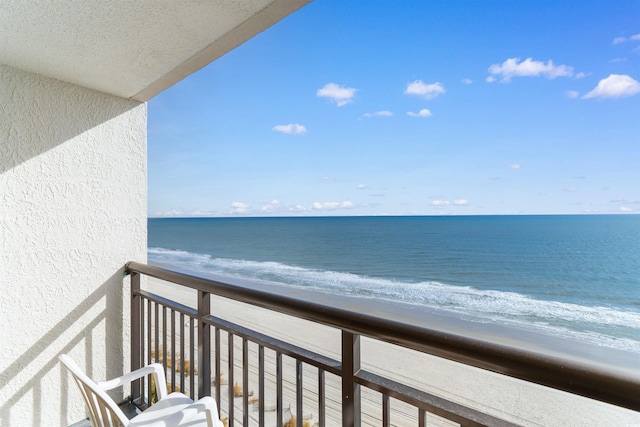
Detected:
left=149, top=247, right=640, bottom=352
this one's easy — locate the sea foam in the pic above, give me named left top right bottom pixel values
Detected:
left=149, top=247, right=640, bottom=352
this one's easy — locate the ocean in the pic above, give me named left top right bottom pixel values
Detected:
left=148, top=215, right=640, bottom=355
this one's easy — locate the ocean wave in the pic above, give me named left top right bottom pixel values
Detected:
left=148, top=247, right=640, bottom=352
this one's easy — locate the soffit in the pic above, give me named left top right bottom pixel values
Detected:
left=0, top=0, right=309, bottom=101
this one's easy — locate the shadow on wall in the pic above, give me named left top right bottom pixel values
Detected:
left=0, top=270, right=127, bottom=427
left=0, top=64, right=141, bottom=175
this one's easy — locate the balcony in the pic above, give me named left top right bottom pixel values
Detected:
left=125, top=261, right=640, bottom=427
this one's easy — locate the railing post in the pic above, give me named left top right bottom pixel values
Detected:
left=130, top=271, right=143, bottom=404
left=342, top=331, right=361, bottom=427
left=198, top=290, right=211, bottom=398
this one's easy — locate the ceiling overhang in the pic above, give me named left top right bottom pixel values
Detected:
left=0, top=0, right=310, bottom=102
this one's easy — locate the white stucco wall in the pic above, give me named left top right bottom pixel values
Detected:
left=0, top=65, right=147, bottom=426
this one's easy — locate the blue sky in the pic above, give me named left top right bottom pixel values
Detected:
left=148, top=0, right=640, bottom=217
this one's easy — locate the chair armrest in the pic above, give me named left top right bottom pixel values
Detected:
left=97, top=363, right=168, bottom=400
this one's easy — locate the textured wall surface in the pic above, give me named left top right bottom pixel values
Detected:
left=0, top=65, right=147, bottom=426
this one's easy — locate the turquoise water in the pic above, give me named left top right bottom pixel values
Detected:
left=148, top=215, right=640, bottom=352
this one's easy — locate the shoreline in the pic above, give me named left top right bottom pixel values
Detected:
left=256, top=279, right=640, bottom=370
left=147, top=249, right=640, bottom=354
left=149, top=263, right=640, bottom=373
left=143, top=273, right=640, bottom=426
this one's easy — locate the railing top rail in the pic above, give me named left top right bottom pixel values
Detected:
left=126, top=261, right=640, bottom=412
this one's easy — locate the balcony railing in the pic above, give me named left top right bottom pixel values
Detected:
left=126, top=261, right=640, bottom=426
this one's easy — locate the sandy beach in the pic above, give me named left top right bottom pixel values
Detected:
left=143, top=276, right=640, bottom=427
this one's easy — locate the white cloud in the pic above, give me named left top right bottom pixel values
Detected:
left=613, top=33, right=640, bottom=44
left=152, top=209, right=220, bottom=218
left=610, top=198, right=640, bottom=205
left=405, top=80, right=445, bottom=99
left=164, top=210, right=185, bottom=217
left=153, top=210, right=188, bottom=217
left=565, top=90, right=580, bottom=99
left=610, top=57, right=627, bottom=63
left=260, top=200, right=280, bottom=213
left=317, top=83, right=357, bottom=106
left=508, top=163, right=521, bottom=169
left=407, top=109, right=432, bottom=118
left=285, top=205, right=307, bottom=212
left=486, top=76, right=496, bottom=83
left=363, top=110, right=393, bottom=118
left=357, top=184, right=366, bottom=190
left=312, top=201, right=354, bottom=210
left=432, top=199, right=469, bottom=207
left=461, top=78, right=473, bottom=84
left=582, top=74, right=640, bottom=99
left=620, top=207, right=633, bottom=212
left=273, top=124, right=307, bottom=135
left=190, top=210, right=217, bottom=217
left=488, top=57, right=574, bottom=82
left=231, top=202, right=250, bottom=214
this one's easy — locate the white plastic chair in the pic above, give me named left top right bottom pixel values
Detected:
left=60, top=354, right=223, bottom=427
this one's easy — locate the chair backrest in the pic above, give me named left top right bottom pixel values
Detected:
left=60, top=355, right=130, bottom=427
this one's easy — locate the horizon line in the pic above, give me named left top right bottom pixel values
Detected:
left=147, top=212, right=638, bottom=219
